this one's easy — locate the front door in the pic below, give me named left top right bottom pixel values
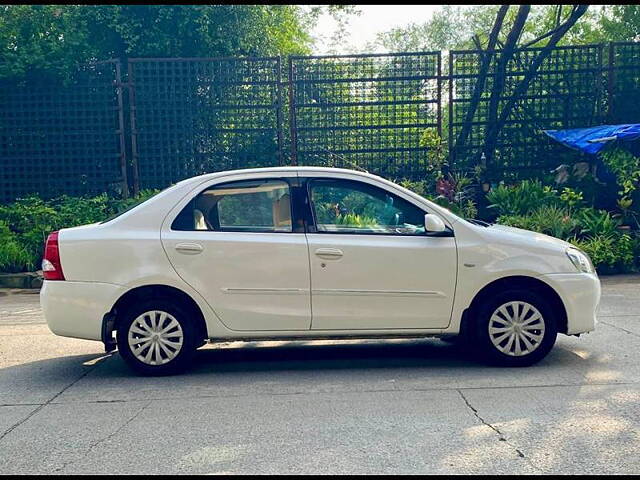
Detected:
left=304, top=177, right=457, bottom=330
left=162, top=177, right=311, bottom=331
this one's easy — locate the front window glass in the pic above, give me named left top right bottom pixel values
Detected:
left=309, top=179, right=425, bottom=235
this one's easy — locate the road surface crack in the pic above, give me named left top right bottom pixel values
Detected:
left=457, top=389, right=540, bottom=471
left=598, top=320, right=640, bottom=338
left=54, top=399, right=151, bottom=473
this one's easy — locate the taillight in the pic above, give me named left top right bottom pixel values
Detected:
left=42, top=231, right=65, bottom=281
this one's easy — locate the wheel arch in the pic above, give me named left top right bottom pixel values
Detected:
left=461, top=275, right=568, bottom=336
left=103, top=284, right=208, bottom=349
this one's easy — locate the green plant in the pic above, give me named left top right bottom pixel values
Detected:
left=398, top=180, right=430, bottom=198
left=335, top=212, right=378, bottom=228
left=601, top=146, right=640, bottom=227
left=486, top=180, right=559, bottom=216
left=419, top=129, right=447, bottom=179
left=575, top=208, right=622, bottom=237
left=0, top=221, right=35, bottom=273
left=570, top=233, right=636, bottom=273
left=559, top=187, right=584, bottom=210
left=0, top=190, right=160, bottom=273
left=498, top=205, right=578, bottom=239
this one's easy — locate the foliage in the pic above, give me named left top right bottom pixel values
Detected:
left=498, top=205, right=578, bottom=239
left=486, top=180, right=559, bottom=216
left=570, top=234, right=636, bottom=274
left=490, top=176, right=639, bottom=273
left=0, top=5, right=316, bottom=80
left=559, top=187, right=584, bottom=210
left=398, top=180, right=437, bottom=206
left=600, top=147, right=640, bottom=228
left=369, top=5, right=471, bottom=52
left=0, top=190, right=158, bottom=273
left=371, top=5, right=640, bottom=53
left=575, top=208, right=622, bottom=238
left=434, top=197, right=478, bottom=220
left=0, top=221, right=35, bottom=273
left=599, top=5, right=640, bottom=42
left=334, top=213, right=377, bottom=228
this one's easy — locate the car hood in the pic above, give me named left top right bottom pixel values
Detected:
left=486, top=223, right=571, bottom=251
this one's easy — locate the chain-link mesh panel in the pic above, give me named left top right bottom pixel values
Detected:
left=0, top=61, right=124, bottom=202
left=609, top=42, right=640, bottom=124
left=450, top=45, right=604, bottom=180
left=129, top=58, right=283, bottom=190
left=289, top=53, right=441, bottom=181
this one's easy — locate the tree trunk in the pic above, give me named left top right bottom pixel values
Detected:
left=452, top=5, right=509, bottom=163
left=491, top=5, right=589, bottom=147
left=483, top=5, right=531, bottom=167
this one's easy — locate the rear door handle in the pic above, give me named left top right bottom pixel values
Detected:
left=175, top=243, right=204, bottom=254
left=314, top=248, right=343, bottom=259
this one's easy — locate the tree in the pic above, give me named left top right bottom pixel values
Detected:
left=0, top=5, right=318, bottom=80
left=451, top=5, right=590, bottom=170
left=599, top=5, right=640, bottom=42
left=369, top=6, right=470, bottom=52
left=371, top=4, right=640, bottom=54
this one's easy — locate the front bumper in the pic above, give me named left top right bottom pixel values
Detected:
left=541, top=272, right=601, bottom=335
left=40, top=281, right=125, bottom=341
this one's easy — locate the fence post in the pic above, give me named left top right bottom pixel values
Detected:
left=127, top=60, right=140, bottom=196
left=607, top=42, right=615, bottom=123
left=437, top=52, right=442, bottom=138
left=276, top=57, right=285, bottom=166
left=288, top=58, right=298, bottom=166
left=447, top=50, right=454, bottom=167
left=114, top=60, right=129, bottom=199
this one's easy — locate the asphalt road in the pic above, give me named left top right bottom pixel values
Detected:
left=1, top=276, right=639, bottom=474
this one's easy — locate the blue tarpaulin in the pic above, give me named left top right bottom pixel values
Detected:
left=544, top=124, right=640, bottom=155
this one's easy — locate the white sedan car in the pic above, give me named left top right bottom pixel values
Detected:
left=40, top=167, right=600, bottom=375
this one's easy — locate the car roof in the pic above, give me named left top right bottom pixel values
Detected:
left=180, top=166, right=383, bottom=184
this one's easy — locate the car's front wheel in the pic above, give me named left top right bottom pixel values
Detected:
left=116, top=299, right=198, bottom=375
left=474, top=290, right=558, bottom=367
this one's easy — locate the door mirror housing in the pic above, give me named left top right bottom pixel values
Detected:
left=424, top=213, right=446, bottom=233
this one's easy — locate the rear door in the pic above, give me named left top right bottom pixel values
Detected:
left=162, top=175, right=311, bottom=331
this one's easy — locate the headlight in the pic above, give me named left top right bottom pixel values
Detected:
left=566, top=247, right=595, bottom=274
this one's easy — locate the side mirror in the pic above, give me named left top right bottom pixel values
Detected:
left=424, top=213, right=446, bottom=233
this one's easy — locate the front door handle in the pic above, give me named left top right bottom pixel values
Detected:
left=175, top=243, right=204, bottom=254
left=314, top=248, right=343, bottom=259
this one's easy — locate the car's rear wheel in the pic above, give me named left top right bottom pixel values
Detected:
left=474, top=290, right=558, bottom=367
left=116, top=299, right=198, bottom=375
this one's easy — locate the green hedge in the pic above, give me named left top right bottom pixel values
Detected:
left=2, top=175, right=639, bottom=275
left=0, top=191, right=158, bottom=273
left=487, top=181, right=640, bottom=274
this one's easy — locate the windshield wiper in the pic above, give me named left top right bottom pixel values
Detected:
left=466, top=218, right=492, bottom=227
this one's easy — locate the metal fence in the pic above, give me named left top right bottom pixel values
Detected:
left=128, top=57, right=284, bottom=191
left=0, top=60, right=126, bottom=202
left=289, top=52, right=441, bottom=180
left=0, top=42, right=639, bottom=202
left=449, top=45, right=604, bottom=180
left=608, top=42, right=640, bottom=124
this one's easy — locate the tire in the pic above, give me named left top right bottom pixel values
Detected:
left=473, top=289, right=558, bottom=367
left=116, top=298, right=199, bottom=376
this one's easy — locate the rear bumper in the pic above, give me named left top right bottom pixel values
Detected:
left=541, top=272, right=601, bottom=335
left=40, top=281, right=125, bottom=341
